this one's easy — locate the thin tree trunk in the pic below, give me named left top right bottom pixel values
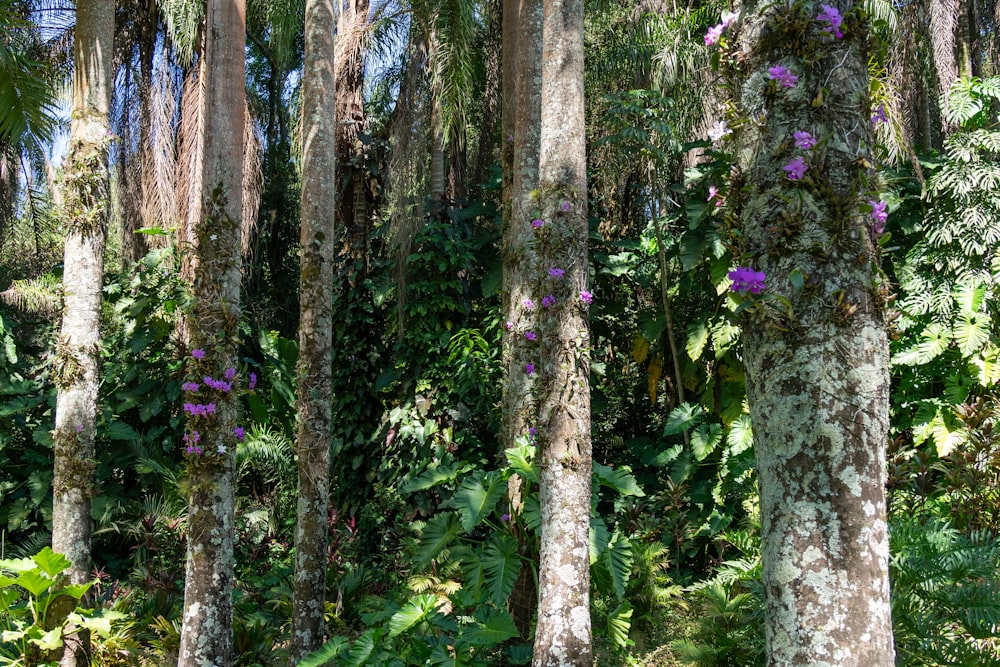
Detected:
left=289, top=0, right=336, bottom=658
left=532, top=0, right=591, bottom=664
left=50, top=0, right=114, bottom=662
left=176, top=0, right=245, bottom=662
left=729, top=2, right=895, bottom=664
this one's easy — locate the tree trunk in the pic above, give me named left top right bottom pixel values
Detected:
left=289, top=0, right=336, bottom=658
left=50, top=0, right=113, bottom=661
left=532, top=0, right=591, bottom=664
left=176, top=0, right=245, bottom=662
left=729, top=2, right=895, bottom=665
left=502, top=0, right=543, bottom=639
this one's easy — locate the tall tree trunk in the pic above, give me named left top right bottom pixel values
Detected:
left=502, top=0, right=542, bottom=640
left=176, top=0, right=245, bottom=662
left=50, top=0, right=113, bottom=663
left=289, top=0, right=336, bottom=658
left=532, top=0, right=591, bottom=664
left=335, top=0, right=369, bottom=267
left=729, top=2, right=895, bottom=665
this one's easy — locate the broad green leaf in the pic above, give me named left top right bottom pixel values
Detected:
left=686, top=321, right=709, bottom=361
left=0, top=556, right=36, bottom=573
left=61, top=581, right=95, bottom=601
left=725, top=415, right=753, bottom=452
left=465, top=609, right=519, bottom=648
left=402, top=463, right=472, bottom=493
left=28, top=626, right=63, bottom=651
left=953, top=279, right=986, bottom=313
left=893, top=323, right=949, bottom=366
left=592, top=462, right=644, bottom=497
left=296, top=636, right=350, bottom=667
left=505, top=444, right=539, bottom=484
left=523, top=496, right=540, bottom=531
left=590, top=516, right=610, bottom=564
left=13, top=571, right=52, bottom=597
left=67, top=610, right=126, bottom=639
left=691, top=423, right=723, bottom=461
left=663, top=402, right=704, bottom=436
left=482, top=534, right=520, bottom=606
left=953, top=312, right=991, bottom=357
left=604, top=532, right=633, bottom=600
left=415, top=513, right=463, bottom=567
left=430, top=641, right=473, bottom=666
left=453, top=471, right=505, bottom=532
left=388, top=594, right=439, bottom=637
left=344, top=628, right=381, bottom=667
left=607, top=602, right=633, bottom=649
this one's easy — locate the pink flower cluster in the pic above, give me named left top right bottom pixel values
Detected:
left=728, top=266, right=767, bottom=294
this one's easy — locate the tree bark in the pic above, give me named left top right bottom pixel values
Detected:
left=50, top=0, right=113, bottom=661
left=729, top=2, right=895, bottom=664
left=176, top=0, right=245, bottom=663
left=289, top=0, right=336, bottom=658
left=532, top=0, right=591, bottom=664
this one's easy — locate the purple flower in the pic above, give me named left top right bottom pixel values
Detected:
left=870, top=200, right=888, bottom=234
left=525, top=363, right=535, bottom=375
left=560, top=202, right=570, bottom=212
left=506, top=320, right=515, bottom=330
left=783, top=156, right=808, bottom=181
left=708, top=185, right=719, bottom=201
left=728, top=266, right=767, bottom=294
left=705, top=23, right=725, bottom=46
left=523, top=298, right=535, bottom=310
left=183, top=431, right=201, bottom=445
left=525, top=331, right=537, bottom=341
left=794, top=131, right=816, bottom=149
left=548, top=267, right=565, bottom=279
left=224, top=367, right=236, bottom=381
left=248, top=373, right=257, bottom=391
left=501, top=513, right=511, bottom=522
left=76, top=423, right=83, bottom=433
left=234, top=426, right=245, bottom=441
left=531, top=219, right=544, bottom=229
left=528, top=427, right=537, bottom=443
left=768, top=65, right=798, bottom=88
left=191, top=349, right=206, bottom=359
left=580, top=290, right=594, bottom=305
left=206, top=403, right=216, bottom=415
left=871, top=104, right=888, bottom=126
left=182, top=382, right=200, bottom=393
left=542, top=295, right=556, bottom=308
left=817, top=4, right=844, bottom=38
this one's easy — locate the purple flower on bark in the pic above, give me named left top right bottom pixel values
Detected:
left=525, top=363, right=535, bottom=375
left=182, top=382, right=200, bottom=392
left=548, top=267, right=565, bottom=279
left=870, top=200, right=888, bottom=233
left=542, top=295, right=556, bottom=308
left=707, top=120, right=731, bottom=142
left=506, top=320, right=515, bottom=330
left=704, top=23, right=725, bottom=46
left=224, top=367, right=236, bottom=381
left=768, top=65, right=798, bottom=88
left=528, top=427, right=537, bottom=443
left=560, top=202, right=570, bottom=212
left=234, top=426, right=245, bottom=441
left=817, top=4, right=844, bottom=38
left=794, top=131, right=816, bottom=149
left=580, top=290, right=594, bottom=305
left=531, top=219, right=544, bottom=229
left=523, top=298, right=535, bottom=310
left=525, top=331, right=537, bottom=341
left=728, top=266, right=767, bottom=294
left=783, top=156, right=808, bottom=181
left=871, top=104, right=888, bottom=126
left=191, top=349, right=205, bottom=359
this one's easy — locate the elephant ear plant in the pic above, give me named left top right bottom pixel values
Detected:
left=0, top=547, right=123, bottom=666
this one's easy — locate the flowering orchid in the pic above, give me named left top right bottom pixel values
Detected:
left=580, top=290, right=594, bottom=305
left=234, top=426, right=245, bottom=441
left=548, top=267, right=565, bottom=278
left=182, top=382, right=200, bottom=393
left=705, top=23, right=725, bottom=46
left=560, top=202, right=570, bottom=212
left=525, top=331, right=537, bottom=341
left=794, top=131, right=816, bottom=149
left=523, top=298, right=536, bottom=310
left=542, top=295, right=556, bottom=308
left=871, top=104, right=888, bottom=126
left=728, top=266, right=767, bottom=294
left=783, top=156, right=809, bottom=181
left=768, top=65, right=798, bottom=88
left=248, top=373, right=257, bottom=391
left=707, top=120, right=732, bottom=142
left=525, top=363, right=535, bottom=375
left=869, top=200, right=888, bottom=234
left=531, top=219, right=544, bottom=229
left=191, top=349, right=206, bottom=359
left=817, top=4, right=844, bottom=38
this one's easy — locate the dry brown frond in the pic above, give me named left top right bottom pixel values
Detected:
left=242, top=105, right=263, bottom=260
left=0, top=274, right=61, bottom=319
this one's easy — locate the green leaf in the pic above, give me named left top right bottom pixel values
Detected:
left=892, top=323, right=950, bottom=366
left=415, top=512, right=463, bottom=567
left=607, top=602, right=634, bottom=649
left=726, top=415, right=753, bottom=452
left=482, top=534, right=521, bottom=606
left=298, top=636, right=351, bottom=667
left=663, top=403, right=704, bottom=436
left=344, top=628, right=381, bottom=667
left=504, top=444, right=539, bottom=484
left=104, top=421, right=139, bottom=442
left=953, top=312, right=991, bottom=358
left=31, top=548, right=71, bottom=578
left=28, top=625, right=63, bottom=651
left=686, top=321, right=709, bottom=361
left=523, top=495, right=540, bottom=531
left=592, top=462, right=644, bottom=497
left=953, top=279, right=986, bottom=313
left=789, top=268, right=804, bottom=292
left=402, top=463, right=472, bottom=493
left=453, top=471, right=505, bottom=532
left=604, top=533, right=633, bottom=600
left=13, top=571, right=52, bottom=597
left=464, top=609, right=519, bottom=647
left=590, top=516, right=610, bottom=565
left=388, top=594, right=439, bottom=637
left=68, top=610, right=126, bottom=639
left=691, top=423, right=723, bottom=461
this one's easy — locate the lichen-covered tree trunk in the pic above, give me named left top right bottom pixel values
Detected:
left=289, top=0, right=336, bottom=658
left=532, top=0, right=591, bottom=664
left=502, top=0, right=543, bottom=639
left=728, top=2, right=894, bottom=665
left=176, top=0, right=245, bottom=663
left=50, top=0, right=113, bottom=662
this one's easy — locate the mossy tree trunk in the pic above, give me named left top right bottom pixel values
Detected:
left=176, top=0, right=245, bottom=663
left=289, top=0, right=336, bottom=658
left=531, top=0, right=591, bottom=664
left=728, top=2, right=894, bottom=664
left=50, top=0, right=113, bottom=663
left=502, top=0, right=542, bottom=639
